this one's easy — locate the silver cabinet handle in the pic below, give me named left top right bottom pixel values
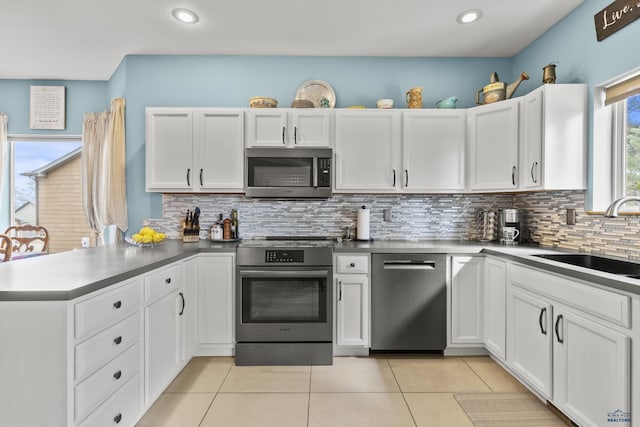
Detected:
left=294, top=126, right=298, bottom=144
left=511, top=166, right=516, bottom=186
left=186, top=168, right=191, bottom=186
left=405, top=170, right=409, bottom=187
left=530, top=161, right=538, bottom=183
left=393, top=169, right=396, bottom=187
left=200, top=168, right=203, bottom=186
left=282, top=126, right=286, bottom=144
left=338, top=280, right=343, bottom=301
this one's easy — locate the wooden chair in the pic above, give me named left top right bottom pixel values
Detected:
left=0, top=233, right=12, bottom=262
left=4, top=224, right=50, bottom=254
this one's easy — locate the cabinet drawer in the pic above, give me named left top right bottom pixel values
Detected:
left=77, top=373, right=141, bottom=427
left=75, top=343, right=140, bottom=422
left=75, top=312, right=141, bottom=381
left=75, top=279, right=142, bottom=339
left=336, top=256, right=369, bottom=274
left=145, top=263, right=183, bottom=303
left=511, top=264, right=631, bottom=328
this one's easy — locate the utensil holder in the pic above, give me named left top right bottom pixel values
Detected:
left=182, top=227, right=200, bottom=243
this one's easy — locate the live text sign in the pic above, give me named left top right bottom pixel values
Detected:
left=594, top=0, right=640, bottom=41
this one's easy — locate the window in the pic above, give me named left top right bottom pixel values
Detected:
left=612, top=94, right=640, bottom=211
left=591, top=67, right=640, bottom=213
left=8, top=136, right=92, bottom=253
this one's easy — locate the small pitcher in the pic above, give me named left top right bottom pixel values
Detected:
left=406, top=87, right=423, bottom=109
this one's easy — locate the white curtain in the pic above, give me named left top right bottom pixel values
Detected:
left=0, top=113, right=7, bottom=212
left=82, top=98, right=128, bottom=245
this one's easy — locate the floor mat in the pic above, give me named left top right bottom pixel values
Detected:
left=454, top=392, right=567, bottom=426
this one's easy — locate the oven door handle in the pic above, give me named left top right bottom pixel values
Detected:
left=239, top=270, right=329, bottom=278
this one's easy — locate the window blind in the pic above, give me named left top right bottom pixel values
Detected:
left=605, top=74, right=640, bottom=105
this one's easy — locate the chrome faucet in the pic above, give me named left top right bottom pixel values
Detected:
left=604, top=196, right=640, bottom=217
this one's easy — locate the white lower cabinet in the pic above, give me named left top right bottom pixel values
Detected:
left=144, top=261, right=189, bottom=406
left=449, top=256, right=484, bottom=345
left=195, top=253, right=235, bottom=354
left=334, top=254, right=370, bottom=354
left=508, top=263, right=633, bottom=427
left=553, top=306, right=631, bottom=427
left=483, top=257, right=507, bottom=360
left=507, top=285, right=553, bottom=399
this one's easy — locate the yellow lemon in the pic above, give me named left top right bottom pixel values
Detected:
left=131, top=233, right=143, bottom=243
left=141, top=235, right=153, bottom=244
left=152, top=233, right=165, bottom=243
left=139, top=227, right=155, bottom=236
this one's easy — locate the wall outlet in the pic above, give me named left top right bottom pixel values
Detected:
left=566, top=208, right=576, bottom=225
left=383, top=208, right=392, bottom=222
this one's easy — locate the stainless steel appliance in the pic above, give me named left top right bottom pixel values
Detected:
left=371, top=254, right=446, bottom=351
left=235, top=238, right=333, bottom=365
left=245, top=147, right=332, bottom=198
left=499, top=208, right=522, bottom=245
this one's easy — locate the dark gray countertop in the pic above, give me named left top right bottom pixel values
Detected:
left=1, top=238, right=639, bottom=301
left=0, top=239, right=238, bottom=301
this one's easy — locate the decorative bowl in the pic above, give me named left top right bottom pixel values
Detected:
left=249, top=96, right=278, bottom=108
left=377, top=99, right=394, bottom=109
left=290, top=99, right=315, bottom=108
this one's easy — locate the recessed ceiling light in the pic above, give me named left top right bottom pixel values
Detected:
left=171, top=8, right=199, bottom=24
left=457, top=9, right=483, bottom=24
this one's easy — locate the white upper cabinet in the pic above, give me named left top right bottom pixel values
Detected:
left=402, top=110, right=466, bottom=192
left=334, top=109, right=401, bottom=192
left=194, top=109, right=245, bottom=192
left=468, top=98, right=520, bottom=191
left=146, top=107, right=245, bottom=193
left=146, top=108, right=194, bottom=191
left=521, top=84, right=587, bottom=190
left=246, top=109, right=331, bottom=147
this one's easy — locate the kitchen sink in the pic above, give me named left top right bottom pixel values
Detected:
left=533, top=253, right=640, bottom=277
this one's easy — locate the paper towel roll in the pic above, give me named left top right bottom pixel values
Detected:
left=357, top=206, right=370, bottom=240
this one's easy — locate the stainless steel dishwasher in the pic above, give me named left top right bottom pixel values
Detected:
left=371, top=253, right=446, bottom=351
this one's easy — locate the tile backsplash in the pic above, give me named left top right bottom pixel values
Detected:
left=146, top=190, right=640, bottom=260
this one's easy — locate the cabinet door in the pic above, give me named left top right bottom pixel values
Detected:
left=197, top=254, right=235, bottom=345
left=194, top=109, right=245, bottom=191
left=507, top=286, right=553, bottom=399
left=553, top=309, right=631, bottom=427
left=334, top=110, right=401, bottom=192
left=146, top=109, right=194, bottom=191
left=484, top=257, right=507, bottom=360
left=290, top=110, right=331, bottom=147
left=522, top=89, right=543, bottom=189
left=145, top=290, right=181, bottom=405
left=450, top=256, right=483, bottom=344
left=246, top=110, right=287, bottom=147
left=182, top=258, right=198, bottom=360
left=402, top=110, right=466, bottom=191
left=336, top=275, right=369, bottom=347
left=468, top=98, right=519, bottom=191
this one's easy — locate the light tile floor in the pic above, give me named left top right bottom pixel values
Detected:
left=136, top=355, right=564, bottom=427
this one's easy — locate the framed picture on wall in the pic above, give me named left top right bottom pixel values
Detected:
left=29, top=85, right=66, bottom=130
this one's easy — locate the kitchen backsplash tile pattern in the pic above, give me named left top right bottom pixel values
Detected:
left=147, top=191, right=640, bottom=260
left=514, top=190, right=640, bottom=260
left=147, top=193, right=514, bottom=241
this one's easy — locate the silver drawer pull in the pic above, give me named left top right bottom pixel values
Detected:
left=113, top=336, right=123, bottom=345
left=113, top=301, right=122, bottom=309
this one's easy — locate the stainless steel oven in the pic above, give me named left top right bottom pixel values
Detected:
left=235, top=242, right=333, bottom=365
left=245, top=147, right=332, bottom=198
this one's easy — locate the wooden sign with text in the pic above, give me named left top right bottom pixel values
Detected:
left=594, top=0, right=640, bottom=41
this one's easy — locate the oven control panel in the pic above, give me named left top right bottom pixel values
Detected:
left=265, top=250, right=304, bottom=263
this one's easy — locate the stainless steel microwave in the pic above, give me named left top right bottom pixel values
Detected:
left=245, top=147, right=332, bottom=198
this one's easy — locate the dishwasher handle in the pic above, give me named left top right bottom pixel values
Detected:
left=383, top=260, right=436, bottom=270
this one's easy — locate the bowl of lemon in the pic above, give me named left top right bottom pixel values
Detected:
left=126, top=227, right=167, bottom=247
